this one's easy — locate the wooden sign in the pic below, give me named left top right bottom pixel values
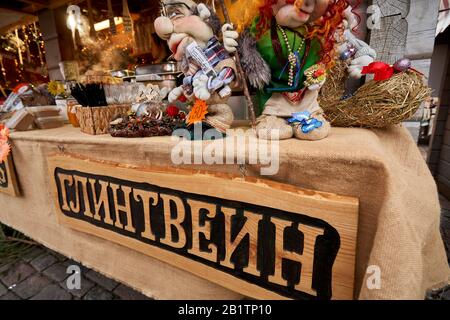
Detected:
left=48, top=154, right=359, bottom=300
left=0, top=155, right=20, bottom=197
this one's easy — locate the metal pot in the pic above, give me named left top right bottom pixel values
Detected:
left=135, top=62, right=180, bottom=76
left=110, top=70, right=135, bottom=78
left=135, top=73, right=179, bottom=91
left=135, top=62, right=181, bottom=90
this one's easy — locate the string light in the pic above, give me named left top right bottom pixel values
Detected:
left=14, top=29, right=23, bottom=67
left=0, top=21, right=48, bottom=88
left=0, top=54, right=6, bottom=79
left=22, top=25, right=31, bottom=63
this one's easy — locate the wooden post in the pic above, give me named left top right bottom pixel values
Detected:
left=38, top=6, right=77, bottom=80
left=87, top=0, right=96, bottom=38
left=107, top=0, right=117, bottom=35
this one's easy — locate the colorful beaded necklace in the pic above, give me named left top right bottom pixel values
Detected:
left=277, top=24, right=305, bottom=87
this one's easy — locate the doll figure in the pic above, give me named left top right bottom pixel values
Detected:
left=154, top=0, right=239, bottom=133
left=231, top=0, right=376, bottom=140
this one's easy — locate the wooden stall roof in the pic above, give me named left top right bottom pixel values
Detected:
left=0, top=0, right=83, bottom=34
left=0, top=0, right=161, bottom=35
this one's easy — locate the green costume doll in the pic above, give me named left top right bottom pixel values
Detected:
left=230, top=0, right=371, bottom=141
left=248, top=18, right=329, bottom=141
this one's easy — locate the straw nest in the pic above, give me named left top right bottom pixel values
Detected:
left=319, top=61, right=431, bottom=128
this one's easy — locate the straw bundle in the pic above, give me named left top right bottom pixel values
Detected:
left=76, top=104, right=131, bottom=135
left=319, top=61, right=432, bottom=128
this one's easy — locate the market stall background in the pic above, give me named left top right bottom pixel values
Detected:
left=0, top=0, right=168, bottom=93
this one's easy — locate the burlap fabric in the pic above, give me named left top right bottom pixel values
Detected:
left=1, top=125, right=449, bottom=300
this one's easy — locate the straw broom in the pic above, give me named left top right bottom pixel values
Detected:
left=217, top=0, right=257, bottom=129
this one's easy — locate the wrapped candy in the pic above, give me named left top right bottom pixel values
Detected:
left=394, top=58, right=412, bottom=72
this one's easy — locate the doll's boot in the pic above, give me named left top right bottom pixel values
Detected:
left=293, top=112, right=331, bottom=141
left=204, top=104, right=234, bottom=133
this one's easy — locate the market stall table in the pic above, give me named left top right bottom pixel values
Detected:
left=0, top=125, right=449, bottom=300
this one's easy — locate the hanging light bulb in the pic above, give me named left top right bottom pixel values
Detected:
left=66, top=4, right=91, bottom=44
left=67, top=5, right=80, bottom=47
left=67, top=14, right=77, bottom=31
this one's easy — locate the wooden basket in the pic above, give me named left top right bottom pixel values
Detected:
left=75, top=105, right=131, bottom=135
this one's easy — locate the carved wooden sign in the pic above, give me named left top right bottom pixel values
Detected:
left=0, top=155, right=20, bottom=197
left=48, top=154, right=359, bottom=300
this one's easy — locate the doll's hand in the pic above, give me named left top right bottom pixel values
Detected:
left=348, top=55, right=374, bottom=79
left=193, top=75, right=211, bottom=101
left=197, top=4, right=211, bottom=20
left=222, top=24, right=239, bottom=53
left=168, top=86, right=184, bottom=103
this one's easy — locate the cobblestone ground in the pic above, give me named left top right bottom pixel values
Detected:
left=0, top=247, right=152, bottom=300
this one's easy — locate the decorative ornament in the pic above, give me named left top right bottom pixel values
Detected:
left=319, top=60, right=431, bottom=128
left=348, top=46, right=357, bottom=57
left=303, top=64, right=327, bottom=88
left=339, top=45, right=357, bottom=61
left=340, top=50, right=352, bottom=61
left=187, top=99, right=209, bottom=126
left=288, top=111, right=323, bottom=134
left=393, top=58, right=412, bottom=72
left=362, top=59, right=417, bottom=81
left=361, top=62, right=395, bottom=81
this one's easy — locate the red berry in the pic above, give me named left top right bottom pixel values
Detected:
left=166, top=105, right=180, bottom=117
left=313, top=69, right=325, bottom=78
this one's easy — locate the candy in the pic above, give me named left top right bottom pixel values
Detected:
left=347, top=47, right=357, bottom=56
left=340, top=50, right=352, bottom=61
left=393, top=58, right=412, bottom=72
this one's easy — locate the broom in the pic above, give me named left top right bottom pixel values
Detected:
left=217, top=0, right=257, bottom=130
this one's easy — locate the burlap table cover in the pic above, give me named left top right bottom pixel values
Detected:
left=0, top=125, right=448, bottom=300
